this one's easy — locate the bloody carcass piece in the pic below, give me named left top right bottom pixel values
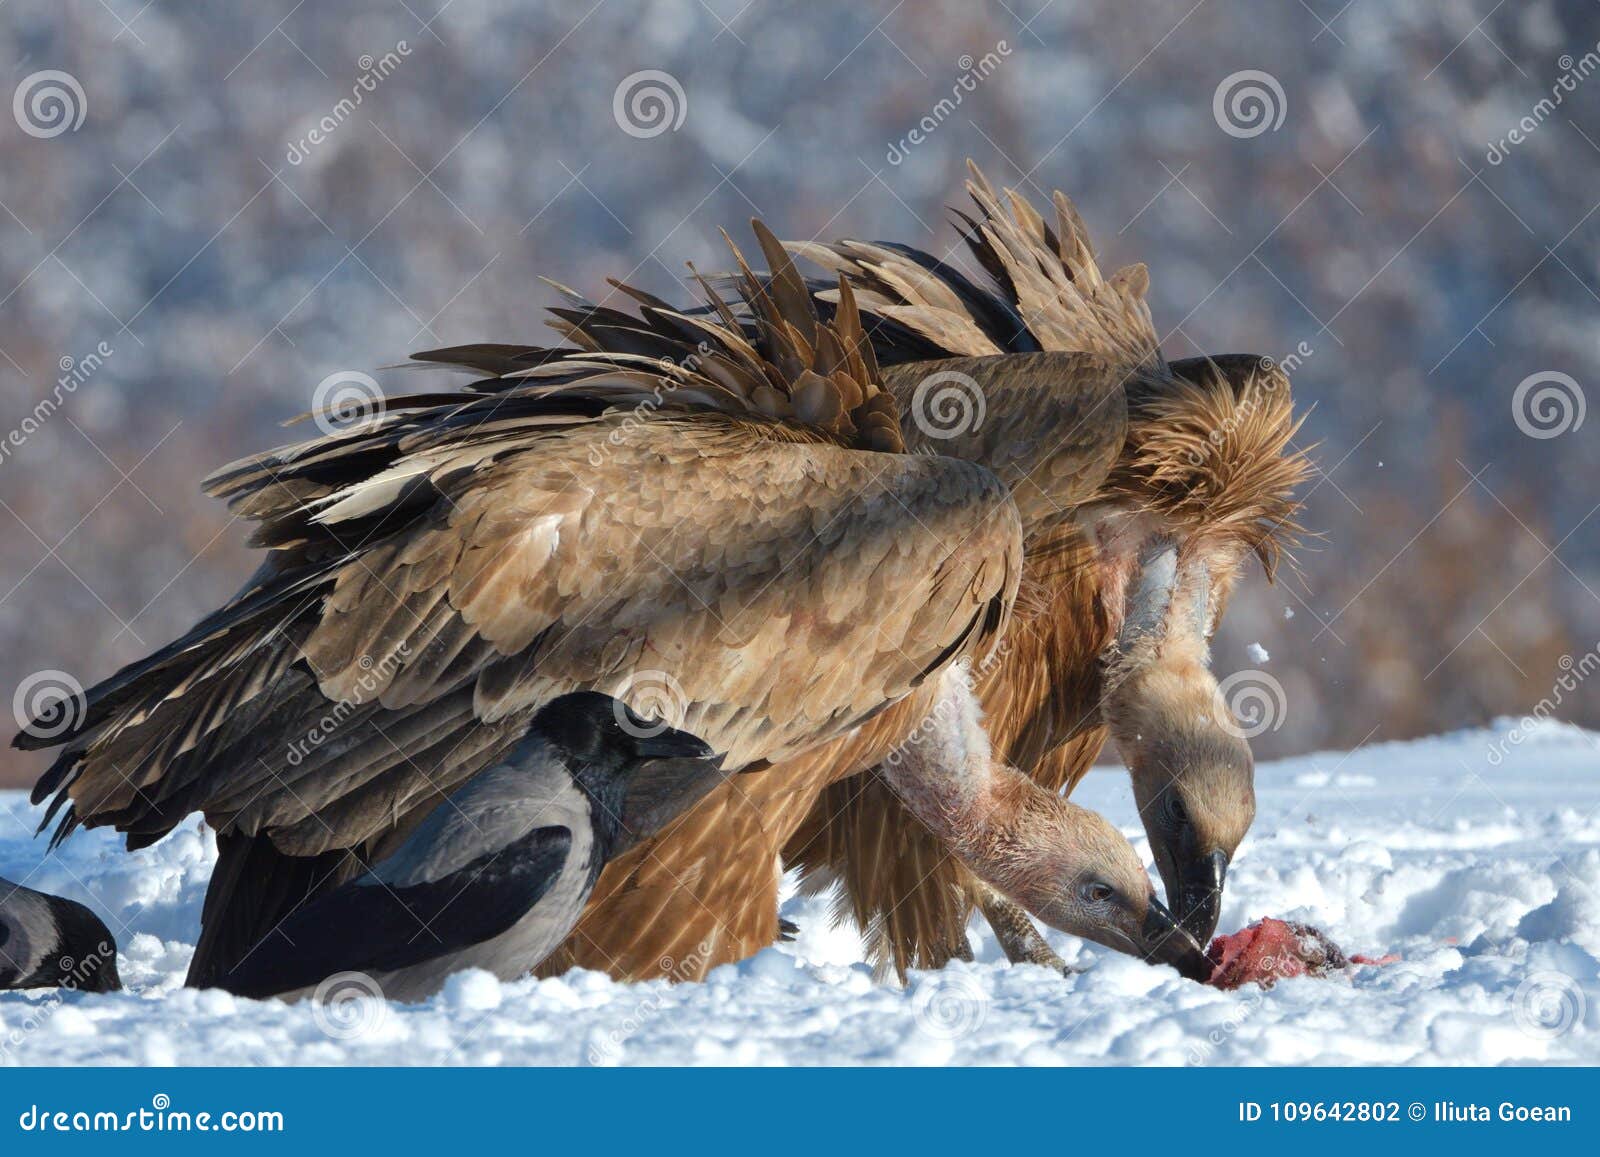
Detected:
left=1205, top=917, right=1359, bottom=989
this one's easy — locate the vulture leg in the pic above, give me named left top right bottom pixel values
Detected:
left=974, top=885, right=1075, bottom=975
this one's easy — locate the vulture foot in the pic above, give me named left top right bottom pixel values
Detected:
left=976, top=887, right=1078, bottom=976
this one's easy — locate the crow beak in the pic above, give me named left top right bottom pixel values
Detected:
left=1139, top=896, right=1215, bottom=982
left=1175, top=848, right=1229, bottom=945
left=631, top=725, right=716, bottom=761
left=614, top=744, right=727, bottom=853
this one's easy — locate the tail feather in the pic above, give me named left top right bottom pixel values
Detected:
left=185, top=831, right=359, bottom=990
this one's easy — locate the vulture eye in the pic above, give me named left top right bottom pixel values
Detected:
left=1080, top=881, right=1115, bottom=905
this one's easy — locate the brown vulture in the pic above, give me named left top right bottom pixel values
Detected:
left=496, top=165, right=1312, bottom=981
left=12, top=221, right=1214, bottom=991
left=779, top=165, right=1315, bottom=977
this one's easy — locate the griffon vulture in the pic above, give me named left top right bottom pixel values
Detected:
left=780, top=165, right=1313, bottom=975
left=14, top=223, right=1211, bottom=992
left=453, top=166, right=1309, bottom=982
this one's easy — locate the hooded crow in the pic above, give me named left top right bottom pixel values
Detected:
left=209, top=692, right=723, bottom=1002
left=0, top=877, right=120, bottom=992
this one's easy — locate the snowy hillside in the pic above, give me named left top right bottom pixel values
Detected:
left=3, top=723, right=1596, bottom=1066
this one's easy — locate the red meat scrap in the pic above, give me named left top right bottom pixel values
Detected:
left=1204, top=917, right=1397, bottom=990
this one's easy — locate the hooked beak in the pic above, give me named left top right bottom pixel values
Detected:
left=1139, top=896, right=1215, bottom=982
left=1174, top=847, right=1229, bottom=945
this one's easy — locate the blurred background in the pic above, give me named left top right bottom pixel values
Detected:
left=1, top=0, right=1596, bottom=788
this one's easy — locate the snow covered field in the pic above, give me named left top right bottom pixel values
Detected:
left=2, top=722, right=1596, bottom=1066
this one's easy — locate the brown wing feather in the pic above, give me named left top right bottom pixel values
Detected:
left=789, top=160, right=1163, bottom=371
left=18, top=225, right=1017, bottom=882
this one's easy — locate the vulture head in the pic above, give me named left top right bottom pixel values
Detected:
left=1094, top=354, right=1309, bottom=942
left=1008, top=792, right=1216, bottom=981
left=1106, top=652, right=1255, bottom=947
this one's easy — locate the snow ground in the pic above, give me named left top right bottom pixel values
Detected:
left=2, top=722, right=1597, bottom=1066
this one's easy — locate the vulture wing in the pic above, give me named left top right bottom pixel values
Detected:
left=16, top=223, right=1021, bottom=868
